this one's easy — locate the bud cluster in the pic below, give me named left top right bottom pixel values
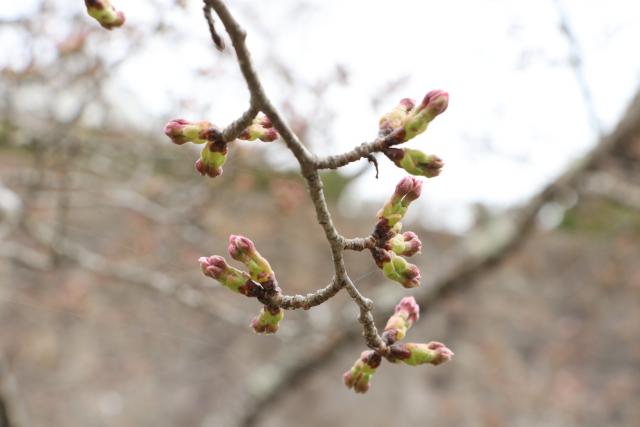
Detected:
left=378, top=90, right=448, bottom=177
left=85, top=0, right=125, bottom=30
left=238, top=113, right=278, bottom=142
left=379, top=90, right=448, bottom=142
left=163, top=115, right=279, bottom=179
left=343, top=297, right=453, bottom=393
left=199, top=235, right=284, bottom=333
left=370, top=176, right=423, bottom=288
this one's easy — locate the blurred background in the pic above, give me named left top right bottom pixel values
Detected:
left=1, top=0, right=639, bottom=426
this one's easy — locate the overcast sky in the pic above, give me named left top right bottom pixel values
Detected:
left=2, top=0, right=640, bottom=231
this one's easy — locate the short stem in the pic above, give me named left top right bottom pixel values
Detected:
left=222, top=105, right=259, bottom=141
left=314, top=128, right=405, bottom=170
left=343, top=236, right=376, bottom=251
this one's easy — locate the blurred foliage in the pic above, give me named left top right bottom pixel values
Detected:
left=319, top=170, right=354, bottom=203
left=561, top=198, right=640, bottom=236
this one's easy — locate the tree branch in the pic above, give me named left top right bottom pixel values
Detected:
left=236, top=88, right=640, bottom=427
left=205, top=0, right=388, bottom=354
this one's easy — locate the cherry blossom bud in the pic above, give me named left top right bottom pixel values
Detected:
left=388, top=342, right=454, bottom=366
left=198, top=255, right=262, bottom=296
left=393, top=175, right=423, bottom=205
left=382, top=251, right=421, bottom=288
left=257, top=114, right=273, bottom=128
left=386, top=231, right=422, bottom=257
left=385, top=148, right=444, bottom=178
left=85, top=0, right=125, bottom=30
left=379, top=98, right=415, bottom=140
left=228, top=235, right=274, bottom=284
left=238, top=113, right=279, bottom=142
left=376, top=176, right=423, bottom=229
left=164, top=119, right=218, bottom=145
left=251, top=306, right=284, bottom=334
left=343, top=351, right=382, bottom=394
left=196, top=141, right=228, bottom=178
left=383, top=296, right=420, bottom=343
left=403, top=90, right=449, bottom=141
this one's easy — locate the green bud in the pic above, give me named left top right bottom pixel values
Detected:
left=85, top=0, right=125, bottom=30
left=343, top=351, right=382, bottom=394
left=385, top=148, right=444, bottom=178
left=388, top=342, right=454, bottom=366
left=238, top=113, right=279, bottom=142
left=251, top=306, right=284, bottom=334
left=386, top=231, right=422, bottom=257
left=379, top=98, right=415, bottom=140
left=195, top=141, right=228, bottom=178
left=403, top=90, right=449, bottom=141
left=228, top=235, right=274, bottom=284
left=381, top=251, right=421, bottom=288
left=378, top=90, right=448, bottom=142
left=375, top=176, right=423, bottom=229
left=164, top=119, right=218, bottom=145
left=383, top=296, right=420, bottom=343
left=198, top=255, right=262, bottom=296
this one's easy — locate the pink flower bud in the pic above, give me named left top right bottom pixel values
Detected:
left=375, top=177, right=423, bottom=231
left=386, top=148, right=444, bottom=178
left=394, top=176, right=422, bottom=202
left=383, top=296, right=421, bottom=344
left=379, top=98, right=415, bottom=140
left=85, top=0, right=125, bottom=30
left=251, top=306, right=284, bottom=334
left=395, top=296, right=420, bottom=325
left=238, top=113, right=279, bottom=142
left=258, top=114, right=273, bottom=128
left=343, top=351, right=382, bottom=394
left=164, top=119, right=216, bottom=145
left=198, top=255, right=228, bottom=279
left=195, top=141, right=228, bottom=178
left=195, top=158, right=222, bottom=178
left=419, top=90, right=449, bottom=117
left=228, top=235, right=256, bottom=259
left=228, top=235, right=274, bottom=284
left=381, top=252, right=421, bottom=288
left=403, top=90, right=449, bottom=141
left=388, top=342, right=454, bottom=366
left=386, top=231, right=422, bottom=257
left=378, top=90, right=448, bottom=142
left=198, top=255, right=261, bottom=296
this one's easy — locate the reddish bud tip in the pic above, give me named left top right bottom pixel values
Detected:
left=399, top=98, right=416, bottom=111
left=228, top=235, right=256, bottom=260
left=195, top=159, right=223, bottom=178
left=395, top=176, right=422, bottom=202
left=395, top=296, right=420, bottom=324
left=261, top=128, right=278, bottom=142
left=426, top=341, right=455, bottom=365
left=400, top=231, right=422, bottom=256
left=259, top=115, right=273, bottom=128
left=164, top=119, right=190, bottom=145
left=198, top=255, right=227, bottom=279
left=420, top=90, right=449, bottom=116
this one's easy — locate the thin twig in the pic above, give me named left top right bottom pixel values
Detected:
left=554, top=0, right=603, bottom=136
left=203, top=3, right=225, bottom=51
